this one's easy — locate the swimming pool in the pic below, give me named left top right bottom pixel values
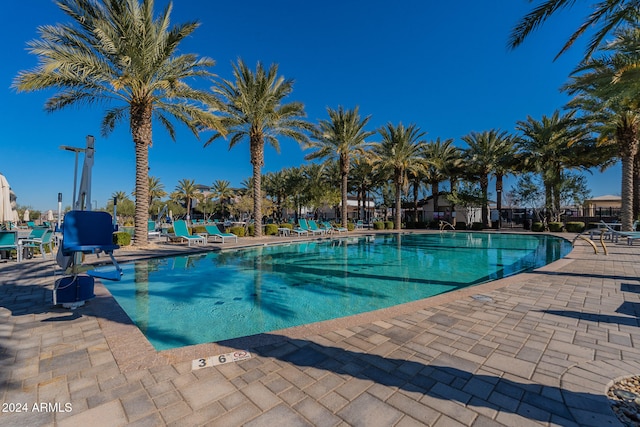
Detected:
left=103, top=232, right=572, bottom=350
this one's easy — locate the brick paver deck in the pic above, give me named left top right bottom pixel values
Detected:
left=0, top=230, right=637, bottom=426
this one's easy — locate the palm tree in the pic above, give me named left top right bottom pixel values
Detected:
left=350, top=156, right=378, bottom=223
left=207, top=59, right=311, bottom=237
left=515, top=111, right=597, bottom=222
left=284, top=167, right=307, bottom=222
left=112, top=191, right=129, bottom=204
left=370, top=123, right=426, bottom=230
left=302, top=163, right=338, bottom=217
left=563, top=25, right=640, bottom=230
left=148, top=176, right=167, bottom=207
left=509, top=0, right=638, bottom=60
left=407, top=166, right=428, bottom=224
left=13, top=0, right=223, bottom=245
left=172, top=179, right=200, bottom=222
left=492, top=137, right=518, bottom=229
left=462, top=130, right=513, bottom=227
left=210, top=179, right=234, bottom=219
left=305, top=106, right=375, bottom=228
left=422, top=138, right=458, bottom=222
left=264, top=171, right=289, bottom=222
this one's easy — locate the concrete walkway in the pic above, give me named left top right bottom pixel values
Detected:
left=0, top=231, right=638, bottom=426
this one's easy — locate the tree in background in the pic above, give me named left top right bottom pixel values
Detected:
left=370, top=123, right=426, bottom=229
left=509, top=0, right=638, bottom=60
left=14, top=0, right=224, bottom=245
left=171, top=179, right=200, bottom=222
left=563, top=24, right=640, bottom=231
left=208, top=59, right=312, bottom=237
left=462, top=130, right=513, bottom=227
left=306, top=106, right=374, bottom=228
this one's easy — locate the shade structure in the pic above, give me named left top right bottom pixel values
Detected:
left=0, top=174, right=13, bottom=224
left=47, top=209, right=54, bottom=221
left=23, top=209, right=30, bottom=222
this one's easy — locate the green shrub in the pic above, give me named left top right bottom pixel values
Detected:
left=265, top=224, right=278, bottom=235
left=384, top=221, right=394, bottom=229
left=373, top=221, right=385, bottom=230
left=346, top=222, right=354, bottom=231
left=565, top=221, right=585, bottom=233
left=113, top=231, right=131, bottom=246
left=427, top=220, right=439, bottom=229
left=548, top=222, right=564, bottom=232
left=278, top=223, right=293, bottom=230
left=192, top=225, right=207, bottom=234
left=230, top=226, right=245, bottom=237
left=456, top=222, right=467, bottom=230
left=471, top=222, right=484, bottom=230
left=531, top=222, right=545, bottom=232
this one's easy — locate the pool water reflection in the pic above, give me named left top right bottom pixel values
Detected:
left=103, top=232, right=572, bottom=350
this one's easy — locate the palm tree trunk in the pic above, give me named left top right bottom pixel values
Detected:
left=480, top=174, right=489, bottom=227
left=131, top=101, right=152, bottom=246
left=251, top=137, right=264, bottom=237
left=433, top=182, right=440, bottom=220
left=622, top=156, right=634, bottom=231
left=253, top=164, right=262, bottom=237
left=450, top=177, right=458, bottom=226
left=341, top=169, right=349, bottom=228
left=496, top=174, right=503, bottom=229
left=618, top=125, right=638, bottom=231
left=412, top=181, right=419, bottom=223
left=395, top=169, right=402, bottom=230
left=634, top=155, right=640, bottom=222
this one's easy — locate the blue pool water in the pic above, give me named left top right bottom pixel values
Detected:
left=102, top=232, right=572, bottom=350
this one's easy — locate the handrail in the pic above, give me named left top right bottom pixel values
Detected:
left=439, top=221, right=455, bottom=231
left=572, top=229, right=607, bottom=255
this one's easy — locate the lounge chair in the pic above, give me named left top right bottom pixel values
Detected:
left=24, top=227, right=47, bottom=240
left=170, top=220, right=206, bottom=246
left=595, top=220, right=640, bottom=245
left=21, top=229, right=55, bottom=259
left=204, top=224, right=238, bottom=243
left=0, top=231, right=22, bottom=262
left=308, top=220, right=327, bottom=235
left=148, top=220, right=161, bottom=239
left=289, top=225, right=308, bottom=236
left=355, top=220, right=365, bottom=229
left=27, top=221, right=35, bottom=228
left=299, top=219, right=323, bottom=236
left=323, top=221, right=347, bottom=233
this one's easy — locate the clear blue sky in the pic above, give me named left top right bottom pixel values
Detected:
left=1, top=0, right=619, bottom=213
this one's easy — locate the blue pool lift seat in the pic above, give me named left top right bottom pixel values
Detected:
left=55, top=210, right=122, bottom=307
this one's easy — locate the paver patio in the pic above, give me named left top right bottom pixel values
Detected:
left=0, top=230, right=637, bottom=426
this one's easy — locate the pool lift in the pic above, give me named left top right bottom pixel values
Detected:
left=55, top=136, right=122, bottom=309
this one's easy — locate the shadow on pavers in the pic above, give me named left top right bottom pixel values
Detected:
left=223, top=334, right=617, bottom=426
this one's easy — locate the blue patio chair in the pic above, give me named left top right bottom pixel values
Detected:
left=323, top=221, right=347, bottom=233
left=60, top=210, right=122, bottom=280
left=204, top=224, right=238, bottom=243
left=171, top=220, right=206, bottom=246
left=55, top=210, right=122, bottom=307
left=0, top=231, right=22, bottom=262
left=299, top=219, right=323, bottom=236
left=21, top=229, right=55, bottom=259
left=308, top=220, right=327, bottom=235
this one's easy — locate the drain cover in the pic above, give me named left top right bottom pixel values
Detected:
left=471, top=294, right=494, bottom=302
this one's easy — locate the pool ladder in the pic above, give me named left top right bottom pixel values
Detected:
left=439, top=221, right=455, bottom=231
left=572, top=229, right=608, bottom=255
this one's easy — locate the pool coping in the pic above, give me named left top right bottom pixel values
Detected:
left=93, top=230, right=576, bottom=372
